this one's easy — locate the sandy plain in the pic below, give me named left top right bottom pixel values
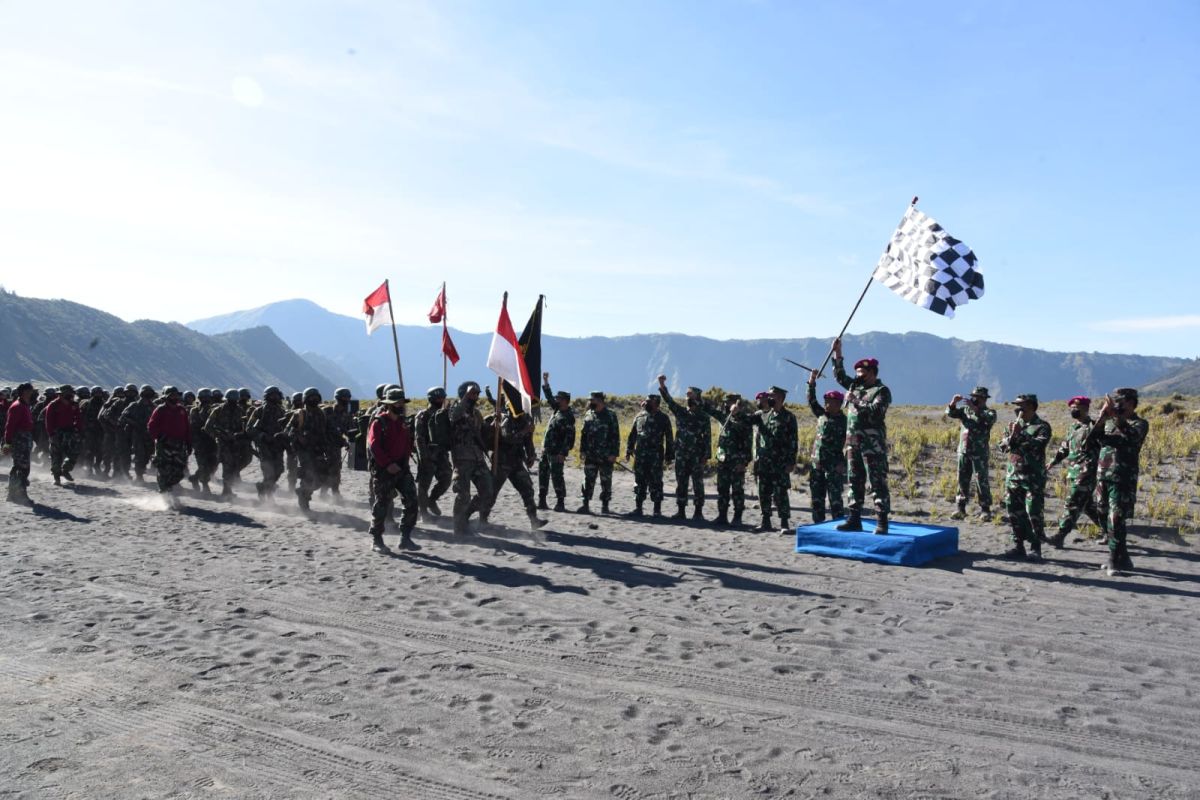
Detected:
left=2, top=459, right=1198, bottom=799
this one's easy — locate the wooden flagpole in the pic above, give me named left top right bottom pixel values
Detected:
left=385, top=279, right=405, bottom=392
left=491, top=291, right=507, bottom=478
left=813, top=196, right=918, bottom=379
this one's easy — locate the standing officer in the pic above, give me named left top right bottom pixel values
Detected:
left=578, top=391, right=620, bottom=514
left=625, top=393, right=673, bottom=517
left=946, top=387, right=997, bottom=520
left=806, top=371, right=847, bottom=524
left=751, top=385, right=798, bottom=533
left=1047, top=396, right=1104, bottom=547
left=1087, top=388, right=1149, bottom=576
left=537, top=373, right=575, bottom=512
left=832, top=338, right=892, bottom=534
left=702, top=393, right=754, bottom=527
left=998, top=393, right=1052, bottom=561
left=657, top=377, right=712, bottom=521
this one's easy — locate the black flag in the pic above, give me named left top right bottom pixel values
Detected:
left=502, top=295, right=543, bottom=418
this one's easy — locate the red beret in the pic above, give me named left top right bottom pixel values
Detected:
left=823, top=390, right=844, bottom=402
left=754, top=391, right=769, bottom=401
left=1068, top=395, right=1091, bottom=406
left=854, top=357, right=879, bottom=370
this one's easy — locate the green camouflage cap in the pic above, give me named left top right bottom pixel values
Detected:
left=969, top=386, right=990, bottom=398
left=1112, top=387, right=1139, bottom=402
left=1009, top=393, right=1038, bottom=405
left=589, top=390, right=606, bottom=401
left=768, top=385, right=788, bottom=395
left=686, top=386, right=703, bottom=396
left=554, top=390, right=571, bottom=402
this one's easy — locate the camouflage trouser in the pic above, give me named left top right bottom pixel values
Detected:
left=581, top=459, right=613, bottom=503
left=1005, top=477, right=1046, bottom=545
left=192, top=439, right=218, bottom=485
left=285, top=447, right=298, bottom=490
left=716, top=462, right=747, bottom=516
left=1056, top=480, right=1103, bottom=535
left=113, top=430, right=132, bottom=478
left=1096, top=477, right=1137, bottom=554
left=130, top=431, right=152, bottom=478
left=808, top=460, right=846, bottom=520
left=956, top=452, right=992, bottom=509
left=6, top=432, right=32, bottom=501
left=757, top=466, right=792, bottom=522
left=673, top=456, right=706, bottom=510
left=154, top=439, right=189, bottom=492
left=537, top=451, right=567, bottom=501
left=484, top=461, right=537, bottom=516
left=257, top=445, right=285, bottom=493
left=846, top=433, right=890, bottom=514
left=369, top=464, right=417, bottom=535
left=49, top=431, right=81, bottom=478
left=296, top=448, right=328, bottom=502
left=631, top=455, right=665, bottom=504
left=418, top=449, right=452, bottom=507
left=101, top=428, right=117, bottom=472
left=217, top=440, right=242, bottom=490
left=84, top=429, right=103, bottom=472
left=452, top=458, right=495, bottom=525
left=236, top=440, right=254, bottom=472
left=323, top=446, right=344, bottom=492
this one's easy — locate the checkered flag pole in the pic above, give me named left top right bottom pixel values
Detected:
left=872, top=204, right=983, bottom=318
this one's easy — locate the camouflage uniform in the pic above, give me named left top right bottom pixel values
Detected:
left=946, top=398, right=996, bottom=511
left=82, top=394, right=105, bottom=475
left=415, top=400, right=453, bottom=514
left=752, top=399, right=798, bottom=526
left=834, top=357, right=892, bottom=515
left=4, top=400, right=33, bottom=503
left=448, top=396, right=495, bottom=531
left=481, top=411, right=542, bottom=520
left=806, top=383, right=847, bottom=522
left=286, top=402, right=330, bottom=511
left=100, top=394, right=131, bottom=478
left=247, top=400, right=289, bottom=498
left=626, top=401, right=674, bottom=510
left=367, top=412, right=418, bottom=540
left=322, top=401, right=356, bottom=495
left=1049, top=416, right=1103, bottom=537
left=31, top=395, right=51, bottom=461
left=579, top=398, right=620, bottom=508
left=999, top=405, right=1052, bottom=548
left=703, top=400, right=753, bottom=522
left=204, top=400, right=247, bottom=494
left=189, top=399, right=218, bottom=490
left=120, top=398, right=155, bottom=480
left=1090, top=404, right=1149, bottom=558
left=46, top=397, right=83, bottom=480
left=537, top=383, right=576, bottom=508
left=659, top=386, right=712, bottom=515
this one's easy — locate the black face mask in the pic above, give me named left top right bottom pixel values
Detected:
left=767, top=398, right=777, bottom=408
left=588, top=401, right=596, bottom=410
left=687, top=398, right=698, bottom=408
left=1070, top=408, right=1083, bottom=420
left=1013, top=408, right=1023, bottom=418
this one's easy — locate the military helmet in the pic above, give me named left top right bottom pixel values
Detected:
left=427, top=386, right=447, bottom=400
left=291, top=391, right=303, bottom=406
left=457, top=380, right=480, bottom=399
left=59, top=384, right=75, bottom=395
left=91, top=385, right=103, bottom=396
left=197, top=388, right=213, bottom=401
left=140, top=385, right=157, bottom=398
left=238, top=387, right=251, bottom=401
left=224, top=388, right=240, bottom=402
left=182, top=390, right=196, bottom=404
left=384, top=388, right=406, bottom=404
left=162, top=385, right=180, bottom=397
left=302, top=387, right=322, bottom=403
left=16, top=382, right=34, bottom=395
left=263, top=385, right=282, bottom=401
left=125, top=383, right=138, bottom=394
left=334, top=387, right=352, bottom=401
left=375, top=383, right=388, bottom=400
left=44, top=387, right=59, bottom=398
left=76, top=386, right=91, bottom=399
left=0, top=387, right=8, bottom=399
left=111, top=386, right=126, bottom=398
left=589, top=390, right=605, bottom=401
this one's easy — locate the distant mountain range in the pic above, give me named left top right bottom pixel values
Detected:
left=0, top=290, right=333, bottom=393
left=188, top=298, right=1194, bottom=404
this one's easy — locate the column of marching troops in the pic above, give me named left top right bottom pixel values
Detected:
left=1, top=337, right=1150, bottom=577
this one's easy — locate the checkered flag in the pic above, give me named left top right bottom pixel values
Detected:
left=872, top=205, right=983, bottom=318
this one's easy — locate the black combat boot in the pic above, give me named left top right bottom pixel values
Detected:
left=691, top=506, right=704, bottom=523
left=399, top=530, right=421, bottom=551
left=426, top=498, right=443, bottom=517
left=672, top=504, right=687, bottom=520
left=950, top=500, right=967, bottom=520
left=601, top=500, right=610, bottom=514
left=1047, top=527, right=1068, bottom=549
left=715, top=506, right=729, bottom=526
left=652, top=500, right=662, bottom=517
left=778, top=519, right=792, bottom=535
left=977, top=506, right=992, bottom=522
left=576, top=499, right=591, bottom=514
left=370, top=527, right=392, bottom=555
left=812, top=510, right=826, bottom=524
left=875, top=513, right=889, bottom=536
left=731, top=509, right=743, bottom=527
left=527, top=510, right=548, bottom=530
left=1003, top=540, right=1028, bottom=560
left=1027, top=540, right=1043, bottom=563
left=756, top=514, right=773, bottom=532
left=453, top=516, right=470, bottom=536
left=553, top=497, right=565, bottom=512
left=1117, top=543, right=1134, bottom=572
left=836, top=510, right=863, bottom=532
left=629, top=501, right=644, bottom=518
left=537, top=492, right=549, bottom=511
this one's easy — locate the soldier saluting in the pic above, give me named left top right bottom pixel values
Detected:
left=1086, top=387, right=1149, bottom=576
left=998, top=393, right=1052, bottom=561
left=946, top=387, right=996, bottom=521
left=702, top=393, right=753, bottom=528
left=1046, top=396, right=1103, bottom=548
left=657, top=376, right=712, bottom=522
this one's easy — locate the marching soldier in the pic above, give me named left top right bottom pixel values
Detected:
left=81, top=387, right=105, bottom=477
left=3, top=382, right=36, bottom=505
left=147, top=386, right=192, bottom=506
left=946, top=387, right=996, bottom=520
left=806, top=371, right=847, bottom=524
left=45, top=385, right=83, bottom=485
left=537, top=373, right=575, bottom=512
left=449, top=381, right=494, bottom=534
left=1046, top=396, right=1104, bottom=547
left=188, top=388, right=218, bottom=494
left=120, top=385, right=158, bottom=481
left=204, top=388, right=247, bottom=497
left=625, top=393, right=673, bottom=518
left=415, top=386, right=453, bottom=518
left=1087, top=388, right=1149, bottom=576
left=322, top=388, right=356, bottom=501
left=702, top=393, right=753, bottom=527
left=832, top=339, right=892, bottom=534
left=578, top=390, right=620, bottom=514
left=998, top=393, right=1052, bottom=561
left=285, top=392, right=302, bottom=491
left=99, top=386, right=131, bottom=479
left=657, top=377, right=712, bottom=521
left=367, top=388, right=420, bottom=554
left=480, top=391, right=548, bottom=531
left=286, top=387, right=329, bottom=514
left=246, top=386, right=289, bottom=501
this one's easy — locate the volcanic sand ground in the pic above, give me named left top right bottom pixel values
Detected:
left=2, top=461, right=1198, bottom=799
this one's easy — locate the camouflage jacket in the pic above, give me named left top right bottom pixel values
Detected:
left=703, top=404, right=752, bottom=469
left=659, top=387, right=711, bottom=464
left=82, top=397, right=104, bottom=434
left=324, top=403, right=356, bottom=451
left=753, top=409, right=769, bottom=462
left=999, top=414, right=1052, bottom=483
left=247, top=402, right=289, bottom=451
left=540, top=384, right=576, bottom=457
left=1049, top=418, right=1099, bottom=487
left=946, top=403, right=996, bottom=458
left=483, top=412, right=536, bottom=471
left=448, top=398, right=489, bottom=464
left=580, top=407, right=620, bottom=462
left=806, top=383, right=847, bottom=469
left=414, top=405, right=451, bottom=459
left=833, top=357, right=891, bottom=440
left=753, top=406, right=798, bottom=471
left=285, top=404, right=328, bottom=453
left=626, top=408, right=673, bottom=463
left=189, top=403, right=216, bottom=448
left=99, top=397, right=129, bottom=431
left=204, top=401, right=245, bottom=444
left=1091, top=414, right=1149, bottom=484
left=119, top=399, right=154, bottom=434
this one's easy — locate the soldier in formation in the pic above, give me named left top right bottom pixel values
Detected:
left=946, top=387, right=996, bottom=521
left=704, top=393, right=753, bottom=527
left=657, top=377, right=711, bottom=521
left=415, top=386, right=452, bottom=518
left=806, top=371, right=846, bottom=524
left=322, top=388, right=356, bottom=501
left=147, top=386, right=191, bottom=507
left=246, top=386, right=288, bottom=501
left=625, top=392, right=673, bottom=517
left=45, top=385, right=83, bottom=485
left=120, top=385, right=158, bottom=481
left=751, top=385, right=798, bottom=533
left=832, top=339, right=892, bottom=534
left=448, top=381, right=494, bottom=534
left=1088, top=388, right=1149, bottom=576
left=578, top=391, right=620, bottom=514
left=3, top=383, right=36, bottom=505
left=286, top=387, right=329, bottom=514
left=481, top=388, right=548, bottom=531
left=366, top=388, right=420, bottom=554
left=188, top=389, right=219, bottom=494
left=1046, top=396, right=1103, bottom=547
left=999, top=393, right=1052, bottom=561
left=536, top=373, right=575, bottom=512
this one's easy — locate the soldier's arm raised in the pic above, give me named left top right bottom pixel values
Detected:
left=806, top=381, right=824, bottom=418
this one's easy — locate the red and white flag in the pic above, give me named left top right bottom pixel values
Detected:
left=362, top=280, right=392, bottom=336
left=486, top=294, right=534, bottom=412
left=442, top=327, right=460, bottom=366
left=427, top=284, right=446, bottom=324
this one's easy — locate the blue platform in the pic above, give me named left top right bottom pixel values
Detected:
left=794, top=519, right=959, bottom=566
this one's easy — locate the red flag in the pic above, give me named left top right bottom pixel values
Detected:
left=428, top=284, right=446, bottom=324
left=362, top=281, right=391, bottom=336
left=441, top=327, right=460, bottom=365
left=486, top=293, right=534, bottom=412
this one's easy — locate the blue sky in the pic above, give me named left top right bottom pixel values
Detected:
left=1, top=1, right=1197, bottom=357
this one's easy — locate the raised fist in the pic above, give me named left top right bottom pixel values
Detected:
left=656, top=374, right=667, bottom=386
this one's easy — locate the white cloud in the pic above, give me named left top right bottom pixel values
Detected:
left=1090, top=315, right=1200, bottom=332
